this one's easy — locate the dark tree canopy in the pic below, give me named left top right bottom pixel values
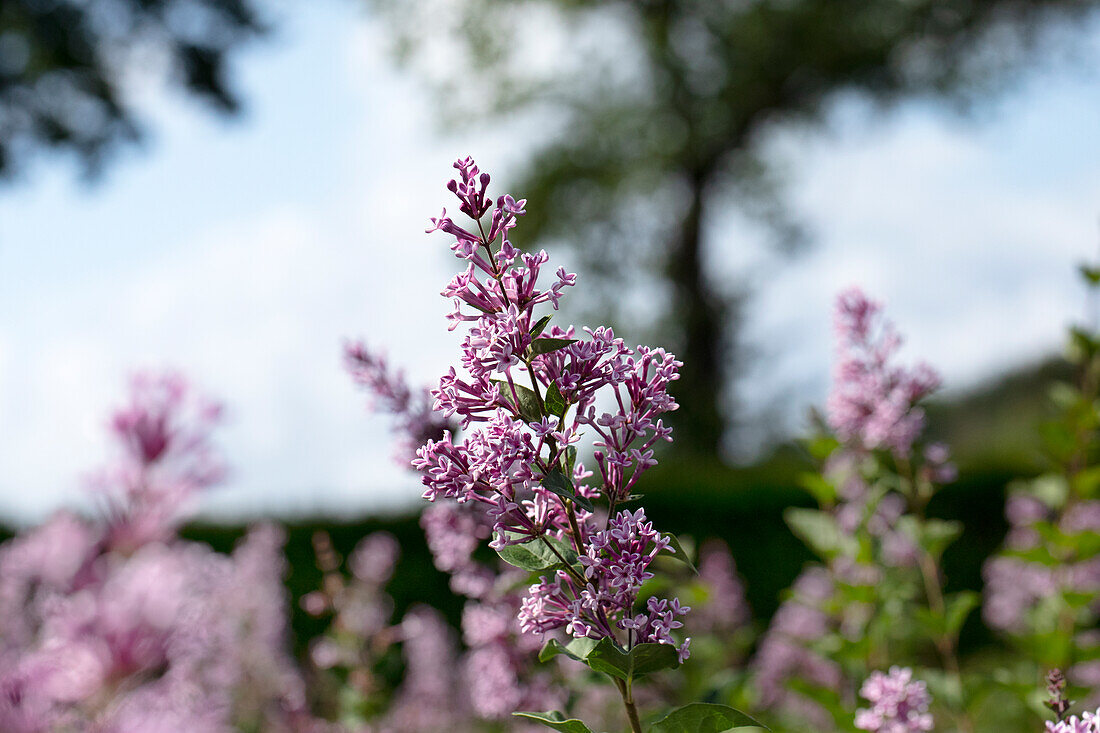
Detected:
left=371, top=0, right=1100, bottom=456
left=0, top=0, right=263, bottom=180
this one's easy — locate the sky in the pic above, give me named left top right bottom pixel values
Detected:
left=0, top=3, right=1097, bottom=523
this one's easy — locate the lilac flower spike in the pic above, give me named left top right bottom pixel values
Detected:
left=854, top=666, right=934, bottom=733
left=827, top=288, right=940, bottom=456
left=415, top=157, right=690, bottom=666
left=90, top=371, right=225, bottom=551
left=344, top=342, right=453, bottom=463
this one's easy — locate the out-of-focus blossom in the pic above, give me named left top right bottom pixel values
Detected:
left=344, top=343, right=454, bottom=464
left=1046, top=709, right=1100, bottom=733
left=90, top=371, right=225, bottom=552
left=692, top=539, right=750, bottom=634
left=751, top=568, right=842, bottom=724
left=827, top=288, right=940, bottom=456
left=0, top=373, right=309, bottom=732
left=854, top=666, right=934, bottom=733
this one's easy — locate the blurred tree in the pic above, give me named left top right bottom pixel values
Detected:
left=369, top=0, right=1099, bottom=456
left=0, top=0, right=263, bottom=180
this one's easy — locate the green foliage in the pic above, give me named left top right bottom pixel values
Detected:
left=540, top=636, right=681, bottom=682
left=543, top=468, right=594, bottom=511
left=493, top=380, right=545, bottom=423
left=497, top=535, right=578, bottom=572
left=650, top=703, right=767, bottom=732
left=784, top=508, right=858, bottom=561
left=659, top=533, right=698, bottom=573
left=545, top=381, right=569, bottom=419
left=513, top=710, right=595, bottom=733
left=529, top=337, right=579, bottom=356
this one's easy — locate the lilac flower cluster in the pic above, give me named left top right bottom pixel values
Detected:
left=828, top=288, right=941, bottom=456
left=983, top=491, right=1100, bottom=634
left=0, top=373, right=307, bottom=733
left=692, top=539, right=751, bottom=634
left=517, top=509, right=690, bottom=660
left=854, top=667, right=934, bottom=733
left=411, top=157, right=690, bottom=664
left=1047, top=710, right=1100, bottom=733
left=754, top=289, right=957, bottom=726
left=345, top=342, right=451, bottom=464
left=983, top=491, right=1100, bottom=697
left=751, top=568, right=842, bottom=726
left=345, top=344, right=562, bottom=721
left=90, top=371, right=225, bottom=551
left=301, top=531, right=399, bottom=673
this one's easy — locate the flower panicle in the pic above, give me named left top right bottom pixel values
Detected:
left=415, top=157, right=690, bottom=663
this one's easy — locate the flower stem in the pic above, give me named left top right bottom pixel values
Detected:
left=613, top=677, right=644, bottom=733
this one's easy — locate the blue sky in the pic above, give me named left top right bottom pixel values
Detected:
left=0, top=4, right=1097, bottom=522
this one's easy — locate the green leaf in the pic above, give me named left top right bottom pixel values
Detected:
left=513, top=711, right=594, bottom=733
left=496, top=535, right=578, bottom=572
left=492, top=379, right=544, bottom=422
left=539, top=637, right=598, bottom=663
left=784, top=508, right=856, bottom=559
left=545, top=380, right=568, bottom=419
left=805, top=434, right=841, bottom=462
left=798, top=472, right=836, bottom=506
left=650, top=703, right=768, bottom=732
left=921, top=518, right=963, bottom=559
left=660, top=533, right=697, bottom=573
left=530, top=337, right=578, bottom=356
left=543, top=468, right=594, bottom=512
left=583, top=638, right=681, bottom=681
left=944, top=591, right=980, bottom=637
left=1081, top=264, right=1100, bottom=286
left=530, top=314, right=553, bottom=337
left=565, top=445, right=577, bottom=474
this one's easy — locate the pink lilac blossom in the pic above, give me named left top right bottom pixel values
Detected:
left=343, top=345, right=563, bottom=724
left=854, top=666, right=934, bottom=733
left=412, top=156, right=690, bottom=668
left=1047, top=710, right=1100, bottom=733
left=345, top=342, right=454, bottom=464
left=302, top=532, right=398, bottom=672
left=0, top=373, right=310, bottom=732
left=380, top=605, right=470, bottom=733
left=692, top=540, right=750, bottom=634
left=751, top=567, right=842, bottom=723
left=89, top=371, right=225, bottom=552
left=827, top=288, right=941, bottom=456
left=983, top=491, right=1100, bottom=633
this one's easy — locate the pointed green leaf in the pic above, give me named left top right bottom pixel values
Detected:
left=583, top=638, right=681, bottom=681
left=798, top=472, right=837, bottom=506
left=944, top=590, right=980, bottom=637
left=565, top=445, right=577, bottom=474
left=1080, top=264, right=1100, bottom=286
left=650, top=703, right=768, bottom=732
left=785, top=507, right=857, bottom=559
left=539, top=636, right=598, bottom=663
left=513, top=711, right=594, bottom=733
left=660, top=533, right=697, bottom=573
left=530, top=337, right=578, bottom=356
left=492, top=379, right=544, bottom=422
left=545, top=380, right=568, bottom=418
left=910, top=517, right=962, bottom=559
left=543, top=469, right=594, bottom=512
left=497, top=535, right=578, bottom=572
left=530, top=314, right=553, bottom=337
